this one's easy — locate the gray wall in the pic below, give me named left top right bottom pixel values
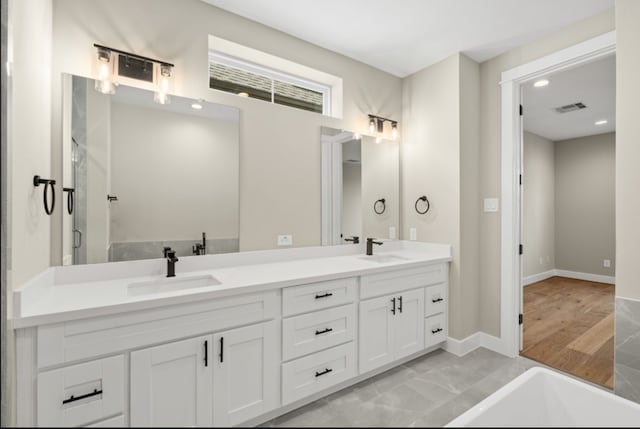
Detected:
left=555, top=133, right=615, bottom=276
left=523, top=132, right=556, bottom=278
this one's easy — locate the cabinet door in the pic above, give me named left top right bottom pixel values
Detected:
left=359, top=294, right=395, bottom=374
left=212, top=321, right=278, bottom=427
left=130, top=335, right=212, bottom=427
left=394, top=288, right=425, bottom=359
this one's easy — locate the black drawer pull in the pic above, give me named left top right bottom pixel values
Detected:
left=62, top=388, right=103, bottom=404
left=432, top=297, right=444, bottom=303
left=398, top=296, right=403, bottom=313
left=204, top=340, right=208, bottom=367
left=315, top=327, right=333, bottom=336
left=315, top=292, right=333, bottom=299
left=315, top=368, right=333, bottom=377
left=432, top=328, right=444, bottom=334
left=391, top=297, right=396, bottom=315
left=219, top=337, right=224, bottom=363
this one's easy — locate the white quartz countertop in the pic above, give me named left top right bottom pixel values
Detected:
left=12, top=241, right=451, bottom=328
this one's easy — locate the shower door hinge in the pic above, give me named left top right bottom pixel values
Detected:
left=519, top=104, right=523, bottom=116
left=519, top=314, right=523, bottom=325
left=519, top=244, right=523, bottom=255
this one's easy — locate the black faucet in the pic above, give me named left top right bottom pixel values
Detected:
left=344, top=236, right=360, bottom=244
left=366, top=238, right=383, bottom=255
left=192, top=232, right=207, bottom=255
left=163, top=247, right=179, bottom=277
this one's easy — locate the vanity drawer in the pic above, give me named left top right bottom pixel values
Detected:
left=87, top=415, right=126, bottom=427
left=282, top=278, right=357, bottom=317
left=37, top=355, right=125, bottom=427
left=281, top=342, right=356, bottom=405
left=425, top=314, right=447, bottom=348
left=425, top=283, right=446, bottom=317
left=360, top=263, right=446, bottom=299
left=282, top=304, right=356, bottom=361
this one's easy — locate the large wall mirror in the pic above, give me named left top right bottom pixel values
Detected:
left=62, top=75, right=240, bottom=265
left=321, top=126, right=399, bottom=245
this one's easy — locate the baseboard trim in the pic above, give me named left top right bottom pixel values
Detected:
left=445, top=332, right=508, bottom=357
left=554, top=269, right=615, bottom=285
left=523, top=270, right=556, bottom=286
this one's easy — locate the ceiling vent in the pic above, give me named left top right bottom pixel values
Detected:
left=555, top=102, right=587, bottom=113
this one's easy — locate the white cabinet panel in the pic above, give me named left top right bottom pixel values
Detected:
left=212, top=321, right=278, bottom=427
left=359, top=295, right=395, bottom=373
left=281, top=342, right=356, bottom=405
left=130, top=335, right=212, bottom=427
left=394, top=288, right=425, bottom=359
left=282, top=304, right=356, bottom=361
left=425, top=313, right=447, bottom=348
left=37, top=355, right=124, bottom=428
left=425, top=283, right=446, bottom=317
left=87, top=414, right=125, bottom=427
left=282, top=278, right=357, bottom=317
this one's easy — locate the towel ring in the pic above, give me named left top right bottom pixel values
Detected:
left=415, top=195, right=430, bottom=215
left=63, top=188, right=75, bottom=215
left=33, top=175, right=56, bottom=216
left=374, top=198, right=386, bottom=215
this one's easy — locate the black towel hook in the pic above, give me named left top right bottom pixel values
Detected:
left=374, top=198, right=386, bottom=215
left=33, top=175, right=56, bottom=215
left=415, top=195, right=430, bottom=215
left=63, top=188, right=75, bottom=215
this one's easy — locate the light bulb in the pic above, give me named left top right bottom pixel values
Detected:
left=391, top=123, right=398, bottom=140
left=375, top=136, right=382, bottom=144
left=369, top=117, right=376, bottom=134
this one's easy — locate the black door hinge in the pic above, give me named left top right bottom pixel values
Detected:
left=519, top=314, right=523, bottom=325
left=519, top=244, right=523, bottom=255
left=519, top=104, right=523, bottom=116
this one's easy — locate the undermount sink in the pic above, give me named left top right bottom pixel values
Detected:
left=358, top=254, right=410, bottom=264
left=127, top=274, right=221, bottom=296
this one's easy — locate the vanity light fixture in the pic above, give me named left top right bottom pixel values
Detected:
left=367, top=114, right=399, bottom=141
left=533, top=79, right=550, bottom=88
left=595, top=119, right=608, bottom=125
left=375, top=136, right=382, bottom=144
left=93, top=44, right=175, bottom=104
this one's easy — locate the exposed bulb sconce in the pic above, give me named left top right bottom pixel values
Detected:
left=93, top=44, right=175, bottom=104
left=367, top=114, right=399, bottom=141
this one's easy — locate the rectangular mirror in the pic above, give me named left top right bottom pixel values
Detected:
left=62, top=75, right=240, bottom=264
left=321, top=126, right=399, bottom=245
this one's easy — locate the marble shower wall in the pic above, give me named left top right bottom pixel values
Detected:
left=615, top=297, right=640, bottom=403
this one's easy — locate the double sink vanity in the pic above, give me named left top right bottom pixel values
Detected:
left=13, top=240, right=451, bottom=427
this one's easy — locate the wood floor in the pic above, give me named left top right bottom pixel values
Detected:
left=521, top=276, right=614, bottom=388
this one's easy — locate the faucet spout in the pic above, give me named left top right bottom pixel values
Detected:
left=365, top=238, right=383, bottom=255
left=164, top=248, right=179, bottom=277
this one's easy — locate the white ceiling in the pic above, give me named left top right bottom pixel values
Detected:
left=523, top=55, right=615, bottom=141
left=202, top=0, right=613, bottom=77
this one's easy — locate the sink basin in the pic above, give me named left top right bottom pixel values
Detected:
left=127, top=274, right=221, bottom=296
left=358, top=254, right=410, bottom=264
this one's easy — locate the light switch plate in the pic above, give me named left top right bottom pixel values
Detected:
left=484, top=198, right=499, bottom=212
left=389, top=226, right=396, bottom=239
left=604, top=259, right=611, bottom=268
left=277, top=234, right=293, bottom=246
left=409, top=228, right=417, bottom=241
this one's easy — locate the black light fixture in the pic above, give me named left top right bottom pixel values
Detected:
left=367, top=114, right=399, bottom=140
left=93, top=43, right=175, bottom=104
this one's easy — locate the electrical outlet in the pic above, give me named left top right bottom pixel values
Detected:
left=277, top=234, right=293, bottom=246
left=539, top=257, right=544, bottom=265
left=389, top=226, right=396, bottom=239
left=409, top=228, right=417, bottom=241
left=604, top=259, right=611, bottom=268
left=483, top=198, right=499, bottom=212
left=546, top=255, right=551, bottom=263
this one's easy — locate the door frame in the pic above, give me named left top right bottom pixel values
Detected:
left=499, top=31, right=616, bottom=357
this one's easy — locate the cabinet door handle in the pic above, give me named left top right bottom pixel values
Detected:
left=315, top=292, right=333, bottom=299
left=62, top=388, right=103, bottom=405
left=391, top=297, right=396, bottom=315
left=432, top=328, right=443, bottom=334
left=315, top=368, right=333, bottom=377
left=219, top=337, right=224, bottom=363
left=204, top=340, right=208, bottom=367
left=398, top=296, right=403, bottom=313
left=315, top=327, right=333, bottom=335
left=432, top=297, right=444, bottom=303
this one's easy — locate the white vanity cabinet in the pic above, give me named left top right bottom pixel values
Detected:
left=130, top=335, right=213, bottom=427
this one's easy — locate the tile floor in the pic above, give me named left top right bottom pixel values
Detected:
left=265, top=348, right=541, bottom=427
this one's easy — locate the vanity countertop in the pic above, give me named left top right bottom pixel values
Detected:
left=12, top=241, right=451, bottom=328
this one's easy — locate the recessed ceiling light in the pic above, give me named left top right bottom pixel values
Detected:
left=595, top=119, right=608, bottom=125
left=533, top=79, right=550, bottom=88
left=191, top=103, right=203, bottom=110
left=238, top=92, right=249, bottom=97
